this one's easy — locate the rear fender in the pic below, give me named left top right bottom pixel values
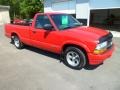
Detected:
left=11, top=32, right=21, bottom=40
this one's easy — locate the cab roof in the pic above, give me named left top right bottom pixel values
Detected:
left=36, top=12, right=66, bottom=15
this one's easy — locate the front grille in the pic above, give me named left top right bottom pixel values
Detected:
left=99, top=32, right=113, bottom=43
left=107, top=40, right=113, bottom=49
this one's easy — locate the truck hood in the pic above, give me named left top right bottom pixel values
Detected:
left=63, top=26, right=109, bottom=41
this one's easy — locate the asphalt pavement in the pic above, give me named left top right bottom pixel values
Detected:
left=0, top=25, right=120, bottom=90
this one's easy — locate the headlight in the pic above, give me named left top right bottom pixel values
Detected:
left=96, top=41, right=107, bottom=50
left=94, top=41, right=108, bottom=54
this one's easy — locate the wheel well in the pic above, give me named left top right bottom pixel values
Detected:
left=11, top=32, right=17, bottom=37
left=63, top=44, right=86, bottom=53
left=62, top=44, right=88, bottom=61
left=11, top=33, right=18, bottom=42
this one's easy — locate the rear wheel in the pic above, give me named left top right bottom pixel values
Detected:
left=64, top=46, right=86, bottom=70
left=12, top=35, right=24, bottom=49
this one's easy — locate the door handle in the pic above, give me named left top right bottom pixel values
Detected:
left=32, top=31, right=36, bottom=33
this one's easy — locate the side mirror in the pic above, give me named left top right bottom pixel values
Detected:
left=43, top=24, right=53, bottom=30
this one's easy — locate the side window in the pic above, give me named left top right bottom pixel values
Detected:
left=35, top=15, right=51, bottom=29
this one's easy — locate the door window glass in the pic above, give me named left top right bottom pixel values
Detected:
left=35, top=15, right=51, bottom=29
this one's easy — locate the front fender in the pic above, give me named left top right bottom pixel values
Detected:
left=61, top=41, right=91, bottom=53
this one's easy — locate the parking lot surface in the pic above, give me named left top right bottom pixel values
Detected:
left=0, top=25, right=120, bottom=90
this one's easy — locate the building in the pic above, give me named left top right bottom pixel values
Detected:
left=0, top=5, right=10, bottom=25
left=44, top=0, right=120, bottom=26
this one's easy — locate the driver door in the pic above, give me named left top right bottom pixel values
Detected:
left=30, top=15, right=53, bottom=50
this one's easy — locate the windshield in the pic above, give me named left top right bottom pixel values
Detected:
left=51, top=14, right=81, bottom=30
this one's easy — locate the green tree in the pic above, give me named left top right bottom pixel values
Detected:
left=0, top=0, right=10, bottom=5
left=20, top=0, right=43, bottom=18
left=10, top=0, right=20, bottom=19
left=0, top=0, right=44, bottom=19
left=0, top=0, right=20, bottom=19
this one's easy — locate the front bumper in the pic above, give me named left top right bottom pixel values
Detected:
left=88, top=45, right=115, bottom=65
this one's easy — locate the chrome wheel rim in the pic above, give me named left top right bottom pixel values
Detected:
left=14, top=37, right=20, bottom=47
left=66, top=51, right=80, bottom=67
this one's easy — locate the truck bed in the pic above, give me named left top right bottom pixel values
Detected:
left=5, top=23, right=30, bottom=39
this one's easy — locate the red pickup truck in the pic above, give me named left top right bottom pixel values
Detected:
left=5, top=13, right=114, bottom=69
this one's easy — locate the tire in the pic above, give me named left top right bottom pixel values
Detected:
left=63, top=46, right=86, bottom=70
left=12, top=35, right=24, bottom=49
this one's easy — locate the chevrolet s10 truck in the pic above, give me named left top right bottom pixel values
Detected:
left=5, top=13, right=114, bottom=69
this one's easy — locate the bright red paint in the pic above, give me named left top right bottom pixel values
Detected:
left=4, top=13, right=114, bottom=65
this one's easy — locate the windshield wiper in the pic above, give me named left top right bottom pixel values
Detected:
left=73, top=24, right=81, bottom=27
left=62, top=26, right=72, bottom=30
left=60, top=24, right=81, bottom=30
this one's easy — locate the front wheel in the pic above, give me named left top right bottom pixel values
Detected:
left=64, top=47, right=86, bottom=70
